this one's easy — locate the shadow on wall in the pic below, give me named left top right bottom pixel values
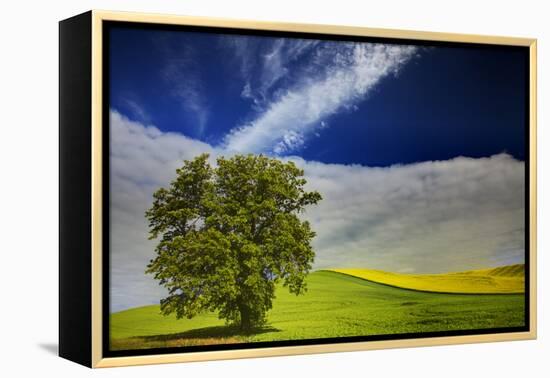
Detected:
left=38, top=343, right=58, bottom=356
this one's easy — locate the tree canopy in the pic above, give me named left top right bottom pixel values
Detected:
left=145, top=153, right=322, bottom=330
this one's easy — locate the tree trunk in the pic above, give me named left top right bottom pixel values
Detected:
left=239, top=305, right=252, bottom=331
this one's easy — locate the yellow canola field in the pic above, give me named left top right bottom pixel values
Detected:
left=330, top=264, right=524, bottom=294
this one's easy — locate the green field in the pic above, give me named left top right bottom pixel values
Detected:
left=331, top=264, right=525, bottom=294
left=110, top=269, right=525, bottom=350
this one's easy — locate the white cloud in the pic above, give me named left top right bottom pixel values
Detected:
left=223, top=42, right=418, bottom=154
left=109, top=111, right=525, bottom=311
left=291, top=154, right=525, bottom=272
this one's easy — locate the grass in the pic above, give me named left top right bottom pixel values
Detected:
left=110, top=268, right=525, bottom=350
left=330, top=264, right=524, bottom=294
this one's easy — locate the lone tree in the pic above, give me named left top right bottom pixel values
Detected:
left=145, top=153, right=322, bottom=331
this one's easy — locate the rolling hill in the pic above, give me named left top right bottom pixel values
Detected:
left=110, top=268, right=525, bottom=350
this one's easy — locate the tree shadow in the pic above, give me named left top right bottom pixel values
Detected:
left=134, top=324, right=281, bottom=343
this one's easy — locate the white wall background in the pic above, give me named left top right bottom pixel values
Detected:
left=0, top=0, right=547, bottom=376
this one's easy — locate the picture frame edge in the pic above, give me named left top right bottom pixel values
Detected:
left=65, top=9, right=538, bottom=368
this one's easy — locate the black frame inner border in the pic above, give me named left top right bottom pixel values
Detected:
left=101, top=19, right=531, bottom=359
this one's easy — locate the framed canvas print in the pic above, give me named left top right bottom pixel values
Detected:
left=59, top=10, right=537, bottom=368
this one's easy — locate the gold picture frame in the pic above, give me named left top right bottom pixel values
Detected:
left=59, top=9, right=537, bottom=368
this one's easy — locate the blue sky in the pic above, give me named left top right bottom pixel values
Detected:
left=109, top=26, right=526, bottom=166
left=108, top=25, right=527, bottom=311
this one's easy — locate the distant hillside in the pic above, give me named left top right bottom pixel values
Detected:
left=462, top=264, right=525, bottom=278
left=329, top=264, right=525, bottom=294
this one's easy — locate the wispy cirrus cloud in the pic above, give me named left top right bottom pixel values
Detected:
left=120, top=97, right=151, bottom=124
left=158, top=37, right=210, bottom=136
left=223, top=36, right=319, bottom=108
left=223, top=42, right=418, bottom=154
